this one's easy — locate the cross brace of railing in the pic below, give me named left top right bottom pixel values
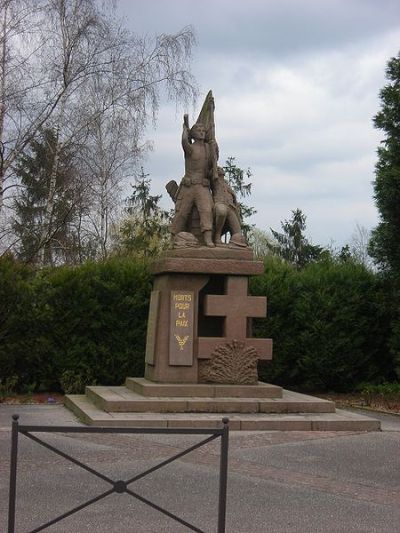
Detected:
left=8, top=415, right=229, bottom=533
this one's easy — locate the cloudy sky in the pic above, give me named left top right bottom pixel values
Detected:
left=118, top=0, right=400, bottom=249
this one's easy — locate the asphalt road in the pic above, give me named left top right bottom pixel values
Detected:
left=0, top=405, right=399, bottom=533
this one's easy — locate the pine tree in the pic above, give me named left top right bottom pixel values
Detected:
left=13, top=129, right=78, bottom=265
left=117, top=168, right=170, bottom=256
left=369, top=52, right=400, bottom=275
left=269, top=209, right=324, bottom=268
left=368, top=52, right=400, bottom=380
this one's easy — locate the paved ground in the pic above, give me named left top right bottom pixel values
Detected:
left=0, top=405, right=399, bottom=532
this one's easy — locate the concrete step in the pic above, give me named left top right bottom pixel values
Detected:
left=85, top=386, right=336, bottom=414
left=125, top=377, right=283, bottom=398
left=64, top=395, right=381, bottom=432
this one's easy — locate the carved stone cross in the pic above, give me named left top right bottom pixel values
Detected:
left=197, top=276, right=273, bottom=362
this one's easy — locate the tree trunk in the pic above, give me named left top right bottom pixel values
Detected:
left=0, top=3, right=8, bottom=214
left=38, top=119, right=62, bottom=266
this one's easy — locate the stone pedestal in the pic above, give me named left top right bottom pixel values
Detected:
left=144, top=271, right=208, bottom=383
left=144, top=248, right=273, bottom=384
left=65, top=247, right=380, bottom=432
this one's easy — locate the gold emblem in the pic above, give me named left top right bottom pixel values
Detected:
left=175, top=334, right=189, bottom=350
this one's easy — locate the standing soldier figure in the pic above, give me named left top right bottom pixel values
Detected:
left=170, top=114, right=216, bottom=247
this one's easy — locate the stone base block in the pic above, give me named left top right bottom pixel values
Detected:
left=65, top=378, right=381, bottom=431
left=84, top=384, right=335, bottom=414
left=164, top=246, right=254, bottom=261
left=64, top=395, right=380, bottom=432
left=152, top=256, right=264, bottom=276
left=126, top=377, right=283, bottom=398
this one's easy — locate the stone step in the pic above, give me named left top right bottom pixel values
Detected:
left=64, top=395, right=381, bottom=432
left=85, top=386, right=336, bottom=414
left=126, top=377, right=283, bottom=398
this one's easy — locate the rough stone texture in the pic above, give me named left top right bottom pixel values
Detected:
left=198, top=339, right=259, bottom=384
left=198, top=336, right=272, bottom=360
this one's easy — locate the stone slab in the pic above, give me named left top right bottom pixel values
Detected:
left=126, top=377, right=283, bottom=398
left=165, top=246, right=254, bottom=261
left=240, top=417, right=313, bottom=431
left=65, top=395, right=381, bottom=431
left=166, top=417, right=242, bottom=430
left=188, top=398, right=260, bottom=413
left=86, top=385, right=335, bottom=414
left=214, top=383, right=282, bottom=398
left=259, top=391, right=335, bottom=414
left=310, top=409, right=381, bottom=431
left=86, top=387, right=189, bottom=413
left=151, top=257, right=264, bottom=276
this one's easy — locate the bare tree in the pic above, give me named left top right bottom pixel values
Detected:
left=2, top=0, right=197, bottom=263
left=67, top=19, right=197, bottom=260
left=248, top=227, right=275, bottom=259
left=350, top=223, right=374, bottom=269
left=35, top=0, right=132, bottom=264
left=0, top=0, right=46, bottom=213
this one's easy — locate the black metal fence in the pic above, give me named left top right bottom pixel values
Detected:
left=8, top=415, right=229, bottom=533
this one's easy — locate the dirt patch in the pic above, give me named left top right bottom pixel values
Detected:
left=319, top=392, right=400, bottom=415
left=1, top=393, right=64, bottom=405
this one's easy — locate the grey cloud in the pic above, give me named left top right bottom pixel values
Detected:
left=120, top=0, right=400, bottom=59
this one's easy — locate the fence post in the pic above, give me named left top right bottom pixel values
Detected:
left=8, top=414, right=19, bottom=533
left=217, top=417, right=229, bottom=533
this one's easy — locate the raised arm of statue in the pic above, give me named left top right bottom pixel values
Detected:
left=182, top=114, right=192, bottom=154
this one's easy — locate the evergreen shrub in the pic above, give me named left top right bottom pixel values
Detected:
left=0, top=255, right=36, bottom=391
left=0, top=256, right=152, bottom=392
left=0, top=253, right=397, bottom=394
left=251, top=256, right=395, bottom=392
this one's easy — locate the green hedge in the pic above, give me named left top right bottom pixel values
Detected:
left=0, top=254, right=397, bottom=394
left=251, top=257, right=395, bottom=391
left=0, top=255, right=36, bottom=390
left=0, top=255, right=152, bottom=392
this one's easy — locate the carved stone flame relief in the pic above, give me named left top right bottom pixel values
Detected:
left=198, top=339, right=259, bottom=384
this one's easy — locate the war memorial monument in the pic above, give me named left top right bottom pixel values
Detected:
left=66, top=92, right=379, bottom=432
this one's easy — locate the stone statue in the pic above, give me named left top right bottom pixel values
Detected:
left=170, top=92, right=218, bottom=247
left=168, top=91, right=247, bottom=249
left=212, top=166, right=246, bottom=247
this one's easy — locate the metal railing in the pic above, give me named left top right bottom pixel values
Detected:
left=8, top=415, right=229, bottom=533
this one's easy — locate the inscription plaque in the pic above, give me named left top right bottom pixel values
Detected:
left=145, top=290, right=160, bottom=364
left=169, top=290, right=194, bottom=366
